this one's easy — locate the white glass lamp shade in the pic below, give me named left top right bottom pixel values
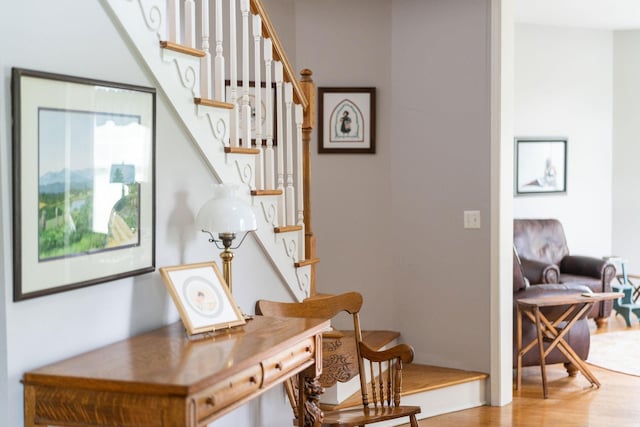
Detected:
left=196, top=184, right=257, bottom=234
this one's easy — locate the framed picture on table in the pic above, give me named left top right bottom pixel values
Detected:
left=160, top=262, right=246, bottom=335
left=12, top=68, right=156, bottom=301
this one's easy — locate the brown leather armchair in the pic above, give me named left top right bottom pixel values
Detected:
left=513, top=249, right=591, bottom=376
left=514, top=218, right=616, bottom=328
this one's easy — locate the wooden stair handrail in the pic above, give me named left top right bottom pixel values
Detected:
left=250, top=0, right=308, bottom=110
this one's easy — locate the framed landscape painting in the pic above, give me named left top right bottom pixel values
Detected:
left=12, top=68, right=156, bottom=301
left=514, top=137, right=567, bottom=196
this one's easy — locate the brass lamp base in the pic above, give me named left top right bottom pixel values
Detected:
left=218, top=232, right=236, bottom=292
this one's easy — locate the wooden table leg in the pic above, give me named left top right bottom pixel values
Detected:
left=533, top=306, right=549, bottom=398
left=540, top=302, right=601, bottom=388
left=24, top=384, right=46, bottom=427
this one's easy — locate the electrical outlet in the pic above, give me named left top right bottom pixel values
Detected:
left=464, top=210, right=481, bottom=229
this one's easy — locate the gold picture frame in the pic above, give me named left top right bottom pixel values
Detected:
left=160, top=261, right=246, bottom=335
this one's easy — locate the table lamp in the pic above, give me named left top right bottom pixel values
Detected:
left=196, top=183, right=257, bottom=293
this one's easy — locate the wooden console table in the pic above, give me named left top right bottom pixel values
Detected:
left=516, top=292, right=622, bottom=398
left=23, top=316, right=329, bottom=426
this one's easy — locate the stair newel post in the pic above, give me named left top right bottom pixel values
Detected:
left=213, top=0, right=225, bottom=101
left=284, top=82, right=295, bottom=226
left=199, top=0, right=212, bottom=100
left=184, top=0, right=196, bottom=47
left=275, top=61, right=285, bottom=226
left=264, top=38, right=275, bottom=190
left=240, top=0, right=252, bottom=148
left=167, top=0, right=181, bottom=44
left=300, top=68, right=316, bottom=295
left=229, top=0, right=239, bottom=147
left=252, top=14, right=264, bottom=190
left=295, top=103, right=305, bottom=261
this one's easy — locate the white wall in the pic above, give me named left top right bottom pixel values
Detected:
left=613, top=31, right=640, bottom=274
left=514, top=24, right=613, bottom=258
left=0, top=1, right=292, bottom=426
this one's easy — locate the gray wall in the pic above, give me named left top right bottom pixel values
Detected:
left=0, top=1, right=292, bottom=425
left=294, top=0, right=396, bottom=330
left=390, top=0, right=492, bottom=371
left=281, top=0, right=494, bottom=372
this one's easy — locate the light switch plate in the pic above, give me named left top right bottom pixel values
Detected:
left=464, top=210, right=481, bottom=229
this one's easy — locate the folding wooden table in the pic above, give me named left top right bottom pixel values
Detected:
left=515, top=291, right=622, bottom=398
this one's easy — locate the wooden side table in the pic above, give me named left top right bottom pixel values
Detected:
left=515, top=292, right=622, bottom=398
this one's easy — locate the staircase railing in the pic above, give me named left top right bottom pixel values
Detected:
left=108, top=0, right=318, bottom=295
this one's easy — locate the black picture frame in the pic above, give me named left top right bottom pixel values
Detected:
left=318, top=87, right=376, bottom=154
left=514, top=137, right=567, bottom=196
left=12, top=68, right=156, bottom=301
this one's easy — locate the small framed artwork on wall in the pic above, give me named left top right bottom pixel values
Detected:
left=514, top=137, right=567, bottom=196
left=318, top=87, right=376, bottom=154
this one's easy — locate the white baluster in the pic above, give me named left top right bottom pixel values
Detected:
left=184, top=0, right=196, bottom=47
left=295, top=104, right=305, bottom=260
left=264, top=38, right=275, bottom=190
left=241, top=0, right=251, bottom=147
left=214, top=0, right=225, bottom=101
left=167, top=0, right=180, bottom=43
left=200, top=0, right=211, bottom=99
left=229, top=0, right=239, bottom=147
left=253, top=14, right=263, bottom=190
left=275, top=62, right=285, bottom=226
left=284, top=82, right=295, bottom=226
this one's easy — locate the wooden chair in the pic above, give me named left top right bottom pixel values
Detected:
left=255, top=292, right=420, bottom=427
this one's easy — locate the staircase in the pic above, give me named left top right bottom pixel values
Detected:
left=103, top=0, right=317, bottom=301
left=101, top=0, right=488, bottom=421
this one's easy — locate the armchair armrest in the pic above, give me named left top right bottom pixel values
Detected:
left=520, top=257, right=560, bottom=284
left=560, top=255, right=616, bottom=283
left=358, top=342, right=415, bottom=364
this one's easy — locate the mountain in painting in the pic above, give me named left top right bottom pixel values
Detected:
left=39, top=169, right=94, bottom=194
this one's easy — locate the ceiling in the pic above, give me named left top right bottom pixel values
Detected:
left=514, top=0, right=640, bottom=30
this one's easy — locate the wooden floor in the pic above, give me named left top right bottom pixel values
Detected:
left=401, top=313, right=640, bottom=426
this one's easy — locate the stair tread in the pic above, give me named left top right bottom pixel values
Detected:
left=274, top=225, right=303, bottom=233
left=251, top=189, right=283, bottom=196
left=295, top=258, right=320, bottom=268
left=194, top=97, right=235, bottom=109
left=224, top=146, right=261, bottom=155
left=159, top=40, right=205, bottom=57
left=321, top=364, right=488, bottom=411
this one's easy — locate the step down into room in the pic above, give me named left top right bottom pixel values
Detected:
left=319, top=330, right=488, bottom=424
